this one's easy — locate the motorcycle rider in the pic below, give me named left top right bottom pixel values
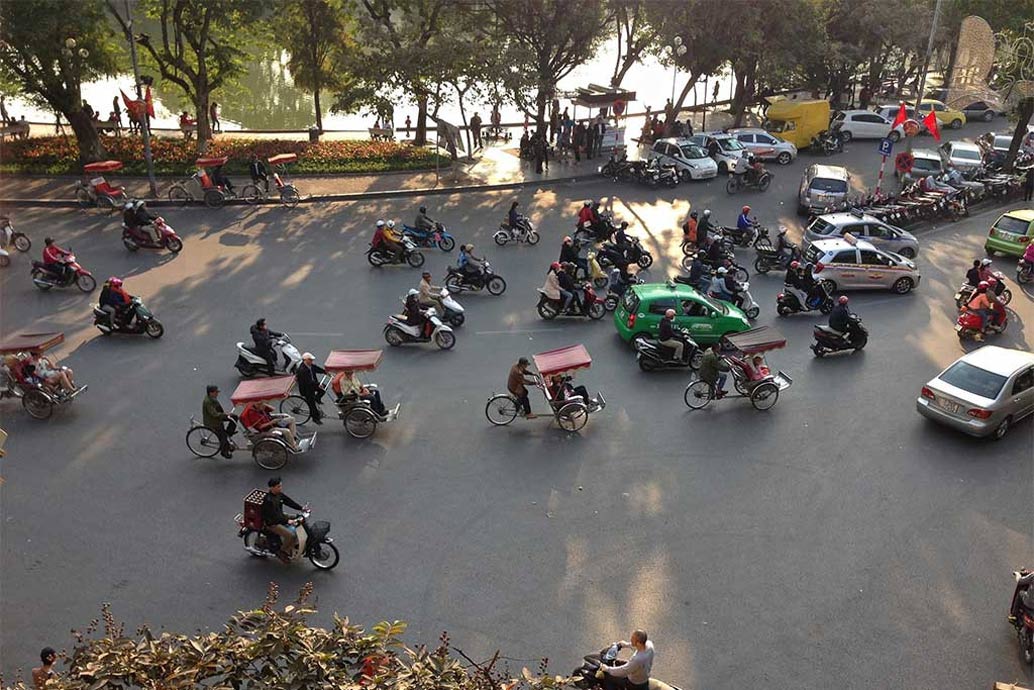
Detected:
left=613, top=221, right=632, bottom=253
left=459, top=243, right=487, bottom=281
left=828, top=295, right=863, bottom=344
left=705, top=235, right=725, bottom=266
left=721, top=268, right=745, bottom=308
left=732, top=151, right=750, bottom=180
left=129, top=199, right=160, bottom=244
left=414, top=205, right=435, bottom=232
left=697, top=209, right=712, bottom=248
left=372, top=219, right=403, bottom=263
left=403, top=288, right=431, bottom=336
left=559, top=236, right=588, bottom=278
left=598, top=630, right=654, bottom=690
left=41, top=237, right=73, bottom=283
left=683, top=211, right=698, bottom=246
left=507, top=200, right=522, bottom=231
left=658, top=309, right=686, bottom=362
left=747, top=153, right=765, bottom=184
left=557, top=262, right=582, bottom=313
left=577, top=200, right=596, bottom=228
left=965, top=259, right=983, bottom=287
left=688, top=252, right=708, bottom=291
left=965, top=281, right=995, bottom=333
left=418, top=271, right=444, bottom=312
left=987, top=277, right=1008, bottom=325
left=251, top=318, right=283, bottom=376
left=202, top=384, right=236, bottom=459
left=736, top=205, right=752, bottom=233
left=774, top=226, right=794, bottom=264
left=541, top=262, right=567, bottom=312
left=261, top=476, right=305, bottom=563
left=99, top=276, right=135, bottom=327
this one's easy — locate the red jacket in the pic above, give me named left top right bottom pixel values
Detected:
left=240, top=404, right=274, bottom=431
left=110, top=285, right=131, bottom=306
left=42, top=244, right=68, bottom=264
left=577, top=206, right=595, bottom=226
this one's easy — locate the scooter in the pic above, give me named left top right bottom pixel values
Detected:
left=722, top=219, right=761, bottom=247
left=735, top=282, right=761, bottom=320
left=635, top=332, right=702, bottom=371
left=235, top=333, right=303, bottom=377
left=753, top=244, right=801, bottom=274
left=444, top=262, right=508, bottom=295
left=955, top=275, right=1012, bottom=308
left=0, top=216, right=30, bottom=267
left=1010, top=569, right=1034, bottom=664
left=537, top=284, right=606, bottom=320
left=1018, top=258, right=1033, bottom=285
left=956, top=306, right=1007, bottom=341
left=598, top=238, right=653, bottom=269
left=777, top=282, right=834, bottom=316
left=402, top=221, right=456, bottom=252
left=93, top=297, right=164, bottom=338
left=31, top=252, right=97, bottom=292
left=811, top=315, right=867, bottom=356
left=236, top=505, right=339, bottom=570
left=493, top=215, right=540, bottom=246
left=726, top=168, right=772, bottom=194
left=122, top=217, right=183, bottom=253
left=436, top=288, right=465, bottom=327
left=367, top=236, right=425, bottom=268
left=383, top=308, right=456, bottom=350
left=571, top=642, right=682, bottom=690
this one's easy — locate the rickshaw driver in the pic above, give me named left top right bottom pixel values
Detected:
left=211, top=164, right=237, bottom=195
left=42, top=237, right=73, bottom=282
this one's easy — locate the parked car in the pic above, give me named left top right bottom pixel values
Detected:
left=939, top=140, right=984, bottom=173
left=917, top=99, right=966, bottom=129
left=613, top=282, right=751, bottom=346
left=874, top=104, right=928, bottom=135
left=959, top=100, right=1003, bottom=123
left=798, top=164, right=850, bottom=215
left=804, top=210, right=919, bottom=258
left=831, top=109, right=899, bottom=141
left=647, top=138, right=718, bottom=180
left=727, top=127, right=797, bottom=165
left=985, top=209, right=1034, bottom=258
left=804, top=235, right=921, bottom=293
left=687, top=132, right=749, bottom=174
left=917, top=345, right=1034, bottom=439
left=898, top=148, right=944, bottom=183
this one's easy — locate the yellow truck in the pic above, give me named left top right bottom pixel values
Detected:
left=763, top=99, right=831, bottom=149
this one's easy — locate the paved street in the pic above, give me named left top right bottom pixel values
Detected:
left=3, top=125, right=1034, bottom=688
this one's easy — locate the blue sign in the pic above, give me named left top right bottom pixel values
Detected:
left=878, top=137, right=894, bottom=156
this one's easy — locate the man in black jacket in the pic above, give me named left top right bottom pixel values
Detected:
left=261, top=476, right=304, bottom=562
left=658, top=309, right=684, bottom=362
left=251, top=318, right=282, bottom=376
left=295, top=352, right=327, bottom=425
left=249, top=154, right=269, bottom=193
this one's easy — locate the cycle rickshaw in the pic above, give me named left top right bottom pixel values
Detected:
left=185, top=376, right=317, bottom=470
left=278, top=348, right=400, bottom=439
left=0, top=331, right=88, bottom=419
left=167, top=156, right=238, bottom=208
left=241, top=153, right=302, bottom=208
left=75, top=160, right=126, bottom=210
left=683, top=326, right=792, bottom=412
left=485, top=344, right=606, bottom=432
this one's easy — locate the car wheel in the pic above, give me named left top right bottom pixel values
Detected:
left=777, top=152, right=792, bottom=165
left=950, top=119, right=963, bottom=130
left=840, top=130, right=853, bottom=143
left=717, top=162, right=728, bottom=175
left=993, top=415, right=1012, bottom=440
left=983, top=110, right=994, bottom=122
left=891, top=277, right=914, bottom=294
left=898, top=247, right=916, bottom=259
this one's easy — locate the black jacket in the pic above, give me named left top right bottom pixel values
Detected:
left=707, top=240, right=724, bottom=263
left=659, top=317, right=678, bottom=340
left=557, top=269, right=576, bottom=291
left=250, top=325, right=282, bottom=356
left=261, top=491, right=303, bottom=527
left=966, top=267, right=982, bottom=287
left=249, top=160, right=268, bottom=180
left=689, top=260, right=705, bottom=283
left=829, top=304, right=851, bottom=331
left=697, top=218, right=711, bottom=243
left=559, top=244, right=579, bottom=264
left=296, top=362, right=327, bottom=395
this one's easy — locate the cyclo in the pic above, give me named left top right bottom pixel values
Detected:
left=185, top=376, right=317, bottom=470
left=242, top=153, right=302, bottom=208
left=168, top=156, right=238, bottom=208
left=485, top=344, right=606, bottom=432
left=278, top=349, right=400, bottom=440
left=683, top=326, right=793, bottom=412
left=0, top=332, right=88, bottom=420
left=74, top=160, right=127, bottom=210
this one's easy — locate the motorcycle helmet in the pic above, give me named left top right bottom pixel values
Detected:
left=981, top=258, right=992, bottom=266
left=664, top=309, right=676, bottom=318
left=550, top=262, right=561, bottom=270
left=838, top=295, right=848, bottom=304
left=778, top=226, right=788, bottom=235
left=386, top=220, right=396, bottom=229
left=108, top=276, right=123, bottom=287
left=376, top=220, right=385, bottom=228
left=583, top=200, right=592, bottom=207
left=988, top=277, right=998, bottom=286
left=741, top=205, right=751, bottom=214
left=124, top=202, right=134, bottom=210
left=717, top=267, right=728, bottom=274
left=620, top=221, right=629, bottom=229
left=703, top=209, right=711, bottom=217
left=690, top=211, right=698, bottom=219
left=790, top=260, right=800, bottom=269
left=134, top=200, right=146, bottom=210
left=419, top=206, right=427, bottom=213
left=407, top=288, right=419, bottom=297
left=978, top=281, right=990, bottom=291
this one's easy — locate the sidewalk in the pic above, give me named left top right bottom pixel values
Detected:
left=0, top=144, right=611, bottom=205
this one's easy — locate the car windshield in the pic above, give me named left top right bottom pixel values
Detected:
left=953, top=148, right=981, bottom=160
left=804, top=245, right=823, bottom=263
left=810, top=178, right=848, bottom=193
left=808, top=217, right=836, bottom=235
left=718, top=138, right=745, bottom=152
left=913, top=158, right=940, bottom=171
left=938, top=361, right=1007, bottom=400
left=994, top=215, right=1032, bottom=236
left=833, top=112, right=846, bottom=121
left=993, top=136, right=1012, bottom=150
left=623, top=291, right=640, bottom=313
left=680, top=145, right=708, bottom=159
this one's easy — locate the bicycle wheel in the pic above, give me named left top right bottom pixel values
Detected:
left=556, top=402, right=588, bottom=432
left=683, top=380, right=714, bottom=410
left=203, top=189, right=225, bottom=208
left=75, top=186, right=92, bottom=209
left=168, top=185, right=192, bottom=206
left=241, top=184, right=262, bottom=205
left=185, top=425, right=221, bottom=458
left=252, top=439, right=288, bottom=470
left=485, top=394, right=519, bottom=426
left=750, top=382, right=779, bottom=411
left=280, top=185, right=301, bottom=208
left=279, top=395, right=312, bottom=425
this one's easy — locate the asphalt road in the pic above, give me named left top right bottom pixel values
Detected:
left=3, top=121, right=1034, bottom=689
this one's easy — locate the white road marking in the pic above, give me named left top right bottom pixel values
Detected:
left=291, top=332, right=346, bottom=337
left=474, top=328, right=567, bottom=335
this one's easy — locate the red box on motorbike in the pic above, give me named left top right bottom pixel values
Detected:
left=243, top=489, right=267, bottom=530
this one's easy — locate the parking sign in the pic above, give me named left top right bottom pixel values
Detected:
left=878, top=137, right=894, bottom=156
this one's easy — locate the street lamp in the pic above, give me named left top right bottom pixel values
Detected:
left=669, top=37, right=688, bottom=106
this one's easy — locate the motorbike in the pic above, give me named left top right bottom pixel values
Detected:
left=603, top=271, right=644, bottom=311
left=753, top=244, right=801, bottom=274
left=1018, top=258, right=1033, bottom=285
left=494, top=215, right=540, bottom=246
left=641, top=158, right=679, bottom=188
left=402, top=221, right=456, bottom=252
left=722, top=220, right=763, bottom=247
left=235, top=333, right=303, bottom=377
left=444, top=262, right=508, bottom=295
left=956, top=306, right=1007, bottom=341
left=571, top=643, right=682, bottom=690
left=93, top=297, right=164, bottom=338
left=1010, top=569, right=1034, bottom=664
left=236, top=504, right=340, bottom=570
left=0, top=216, right=31, bottom=267
left=435, top=288, right=465, bottom=327
left=954, top=275, right=1012, bottom=308
left=811, top=315, right=867, bottom=357
left=537, top=284, right=606, bottom=320
left=684, top=250, right=749, bottom=283
left=777, top=282, right=834, bottom=316
left=122, top=217, right=183, bottom=253
left=383, top=308, right=456, bottom=350
left=367, top=236, right=425, bottom=268
left=634, top=332, right=703, bottom=372
left=717, top=281, right=760, bottom=320
left=31, top=252, right=97, bottom=292
left=573, top=213, right=619, bottom=244
left=600, top=155, right=635, bottom=182
left=726, top=169, right=772, bottom=194
left=597, top=238, right=653, bottom=269
left=811, top=130, right=843, bottom=156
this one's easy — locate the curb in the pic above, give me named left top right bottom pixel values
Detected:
left=0, top=174, right=592, bottom=209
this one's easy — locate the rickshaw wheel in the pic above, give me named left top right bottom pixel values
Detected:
left=734, top=375, right=751, bottom=396
left=204, top=189, right=225, bottom=208
left=241, top=184, right=262, bottom=205
left=279, top=395, right=312, bottom=425
left=344, top=407, right=378, bottom=439
left=556, top=402, right=588, bottom=432
left=683, top=380, right=714, bottom=410
left=97, top=194, right=118, bottom=213
left=22, top=389, right=54, bottom=419
left=168, top=185, right=191, bottom=206
left=485, top=394, right=519, bottom=426
left=75, top=186, right=92, bottom=209
left=280, top=185, right=301, bottom=208
left=253, top=439, right=288, bottom=470
left=750, top=382, right=779, bottom=411
left=185, top=425, right=221, bottom=458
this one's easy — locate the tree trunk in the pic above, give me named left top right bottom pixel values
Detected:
left=415, top=93, right=428, bottom=146
left=456, top=86, right=472, bottom=158
left=611, top=10, right=623, bottom=87
left=670, top=69, right=704, bottom=124
left=67, top=109, right=107, bottom=164
left=313, top=87, right=323, bottom=132
left=195, top=87, right=211, bottom=154
left=612, top=56, right=637, bottom=89
left=943, top=29, right=960, bottom=86
left=730, top=60, right=756, bottom=127
left=535, top=83, right=548, bottom=137
left=1006, top=97, right=1034, bottom=171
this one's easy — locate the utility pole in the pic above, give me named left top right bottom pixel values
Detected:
left=123, top=0, right=157, bottom=198
left=913, top=0, right=944, bottom=113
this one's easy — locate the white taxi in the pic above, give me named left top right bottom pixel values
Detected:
left=804, top=233, right=921, bottom=294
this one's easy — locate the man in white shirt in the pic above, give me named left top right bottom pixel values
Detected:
left=600, top=630, right=654, bottom=690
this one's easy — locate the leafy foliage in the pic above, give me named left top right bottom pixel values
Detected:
left=281, top=0, right=351, bottom=131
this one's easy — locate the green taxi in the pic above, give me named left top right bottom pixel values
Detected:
left=985, top=209, right=1034, bottom=258
left=613, top=281, right=752, bottom=345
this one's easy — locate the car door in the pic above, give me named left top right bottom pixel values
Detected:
left=823, top=248, right=861, bottom=288
left=861, top=223, right=892, bottom=250
left=858, top=113, right=889, bottom=138
left=735, top=133, right=755, bottom=153
left=677, top=296, right=717, bottom=338
left=1008, top=367, right=1034, bottom=420
left=859, top=249, right=893, bottom=288
left=651, top=141, right=669, bottom=165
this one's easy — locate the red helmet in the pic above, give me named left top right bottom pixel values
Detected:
left=108, top=277, right=123, bottom=288
left=978, top=280, right=989, bottom=291
left=550, top=262, right=561, bottom=271
left=741, top=205, right=751, bottom=214
left=988, top=277, right=998, bottom=286
left=790, top=260, right=800, bottom=269
left=838, top=295, right=848, bottom=304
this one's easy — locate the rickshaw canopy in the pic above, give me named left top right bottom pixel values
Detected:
left=83, top=160, right=123, bottom=173
left=195, top=156, right=228, bottom=168
left=0, top=331, right=64, bottom=354
left=268, top=153, right=298, bottom=165
left=324, top=349, right=383, bottom=372
left=723, top=326, right=787, bottom=354
left=533, top=344, right=592, bottom=377
left=230, top=376, right=296, bottom=405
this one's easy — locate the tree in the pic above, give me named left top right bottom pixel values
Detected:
left=107, top=0, right=264, bottom=152
left=281, top=0, right=347, bottom=132
left=0, top=0, right=120, bottom=163
left=609, top=0, right=658, bottom=88
left=992, top=22, right=1034, bottom=169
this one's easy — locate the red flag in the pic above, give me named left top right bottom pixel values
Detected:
left=923, top=110, right=941, bottom=142
left=891, top=102, right=907, bottom=130
left=145, top=86, right=155, bottom=118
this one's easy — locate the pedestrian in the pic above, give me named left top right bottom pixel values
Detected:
left=202, top=385, right=236, bottom=459
left=32, top=647, right=57, bottom=690
left=470, top=111, right=482, bottom=149
left=54, top=111, right=64, bottom=135
left=295, top=352, right=327, bottom=425
left=664, top=98, right=673, bottom=123
left=490, top=105, right=501, bottom=138
left=81, top=100, right=94, bottom=119
left=1025, top=167, right=1034, bottom=202
left=573, top=121, right=586, bottom=162
left=593, top=114, right=606, bottom=158
left=0, top=94, right=10, bottom=126
left=209, top=101, right=220, bottom=133
left=507, top=357, right=538, bottom=418
left=112, top=95, right=122, bottom=128
left=405, top=114, right=412, bottom=137
left=549, top=107, right=560, bottom=144
left=584, top=119, right=597, bottom=160
left=533, top=133, right=546, bottom=174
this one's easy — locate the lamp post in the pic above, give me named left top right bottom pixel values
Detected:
left=669, top=37, right=688, bottom=105
left=119, top=0, right=157, bottom=197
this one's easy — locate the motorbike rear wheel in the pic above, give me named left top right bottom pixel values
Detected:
left=604, top=294, right=619, bottom=311
left=493, top=231, right=509, bottom=246
left=384, top=327, right=405, bottom=347
left=486, top=275, right=507, bottom=295
left=588, top=302, right=606, bottom=320
left=758, top=174, right=772, bottom=192
left=122, top=234, right=139, bottom=252
left=1018, top=268, right=1033, bottom=285
left=754, top=257, right=771, bottom=274
left=13, top=234, right=31, bottom=252
left=725, top=178, right=740, bottom=195
left=444, top=273, right=465, bottom=292
left=367, top=251, right=388, bottom=266
left=308, top=541, right=340, bottom=570
left=537, top=300, right=559, bottom=320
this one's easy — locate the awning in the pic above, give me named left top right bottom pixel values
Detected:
left=0, top=331, right=64, bottom=354
left=533, top=344, right=592, bottom=377
left=230, top=376, right=296, bottom=405
left=268, top=153, right=298, bottom=165
left=568, top=84, right=636, bottom=109
left=83, top=160, right=123, bottom=173
left=723, top=327, right=787, bottom=355
left=324, top=349, right=383, bottom=372
left=195, top=156, right=228, bottom=167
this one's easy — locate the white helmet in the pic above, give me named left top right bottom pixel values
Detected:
left=981, top=258, right=992, bottom=266
left=407, top=288, right=419, bottom=297
left=717, top=267, right=728, bottom=274
left=134, top=200, right=145, bottom=209
left=376, top=219, right=385, bottom=228
left=778, top=225, right=788, bottom=235
left=703, top=209, right=711, bottom=217
left=387, top=220, right=396, bottom=229
left=124, top=202, right=134, bottom=210
left=583, top=200, right=592, bottom=207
